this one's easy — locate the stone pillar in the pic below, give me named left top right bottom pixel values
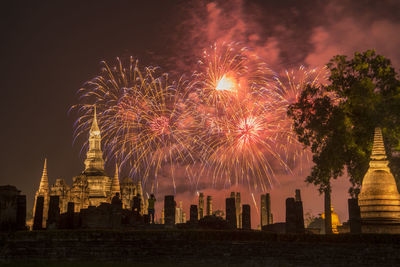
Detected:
left=295, top=189, right=301, bottom=202
left=294, top=201, right=304, bottom=233
left=226, top=197, right=237, bottom=229
left=111, top=193, right=123, bottom=210
left=66, top=202, right=75, bottom=229
left=16, top=195, right=26, bottom=230
left=286, top=192, right=305, bottom=234
left=33, top=196, right=44, bottom=230
left=236, top=192, right=241, bottom=229
left=242, top=204, right=251, bottom=230
left=178, top=201, right=184, bottom=223
left=175, top=203, right=182, bottom=224
left=0, top=186, right=19, bottom=231
left=266, top=193, right=272, bottom=225
left=295, top=195, right=305, bottom=233
left=348, top=198, right=361, bottom=234
left=111, top=195, right=122, bottom=228
left=285, top=197, right=296, bottom=233
left=47, top=196, right=60, bottom=229
left=198, top=193, right=204, bottom=219
left=206, top=196, right=212, bottom=216
left=190, top=205, right=198, bottom=223
left=132, top=195, right=141, bottom=216
left=164, top=195, right=175, bottom=226
left=260, top=194, right=267, bottom=228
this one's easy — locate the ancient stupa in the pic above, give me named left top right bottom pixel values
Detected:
left=358, top=128, right=400, bottom=233
left=321, top=206, right=342, bottom=234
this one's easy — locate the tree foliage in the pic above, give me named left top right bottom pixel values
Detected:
left=288, top=50, right=400, bottom=196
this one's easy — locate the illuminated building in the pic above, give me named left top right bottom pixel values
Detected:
left=358, top=128, right=400, bottom=233
left=33, top=108, right=141, bottom=227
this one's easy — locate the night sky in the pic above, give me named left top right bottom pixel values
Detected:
left=1, top=0, right=400, bottom=226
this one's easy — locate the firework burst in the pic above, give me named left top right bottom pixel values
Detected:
left=73, top=48, right=330, bottom=194
left=192, top=42, right=275, bottom=107
left=190, top=51, right=329, bottom=190
left=264, top=66, right=329, bottom=168
left=187, top=43, right=292, bottom=191
left=195, top=99, right=288, bottom=191
left=73, top=57, right=195, bottom=190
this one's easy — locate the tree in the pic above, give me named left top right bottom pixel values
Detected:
left=288, top=50, right=400, bottom=234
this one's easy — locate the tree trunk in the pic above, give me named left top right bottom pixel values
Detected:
left=324, top=188, right=332, bottom=234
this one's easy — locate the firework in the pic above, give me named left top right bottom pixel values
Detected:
left=266, top=66, right=329, bottom=169
left=73, top=49, right=329, bottom=194
left=73, top=57, right=195, bottom=190
left=191, top=52, right=328, bottom=189
left=187, top=43, right=289, bottom=190
left=194, top=99, right=288, bottom=191
left=273, top=66, right=328, bottom=107
left=192, top=42, right=275, bottom=108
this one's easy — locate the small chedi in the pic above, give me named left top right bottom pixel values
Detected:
left=321, top=206, right=342, bottom=234
left=358, top=128, right=400, bottom=233
left=33, top=108, right=144, bottom=228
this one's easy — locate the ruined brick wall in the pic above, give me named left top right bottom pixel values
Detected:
left=1, top=231, right=400, bottom=265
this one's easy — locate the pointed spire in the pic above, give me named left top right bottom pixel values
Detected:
left=371, top=128, right=387, bottom=161
left=84, top=105, right=105, bottom=172
left=90, top=105, right=100, bottom=134
left=111, top=163, right=121, bottom=195
left=39, top=158, right=49, bottom=193
left=369, top=127, right=389, bottom=169
left=114, top=163, right=119, bottom=180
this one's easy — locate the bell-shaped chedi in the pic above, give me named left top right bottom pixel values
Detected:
left=358, top=128, right=400, bottom=233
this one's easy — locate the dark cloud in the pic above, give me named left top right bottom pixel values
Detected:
left=166, top=0, right=400, bottom=72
